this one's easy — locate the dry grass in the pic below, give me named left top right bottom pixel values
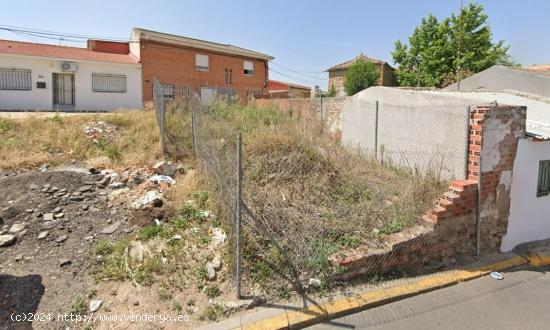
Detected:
left=0, top=108, right=162, bottom=170
left=195, top=102, right=448, bottom=292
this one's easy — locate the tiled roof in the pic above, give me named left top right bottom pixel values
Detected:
left=0, top=39, right=139, bottom=64
left=327, top=53, right=392, bottom=71
left=132, top=27, right=274, bottom=61
left=269, top=80, right=311, bottom=90
left=526, top=64, right=550, bottom=72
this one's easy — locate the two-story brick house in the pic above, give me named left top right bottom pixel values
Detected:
left=130, top=28, right=274, bottom=102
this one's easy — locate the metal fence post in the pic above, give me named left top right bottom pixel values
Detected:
left=320, top=94, right=324, bottom=135
left=236, top=132, right=243, bottom=299
left=476, top=153, right=482, bottom=260
left=159, top=92, right=166, bottom=155
left=192, top=111, right=197, bottom=157
left=374, top=100, right=379, bottom=159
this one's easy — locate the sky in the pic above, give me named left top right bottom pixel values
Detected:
left=0, top=0, right=548, bottom=89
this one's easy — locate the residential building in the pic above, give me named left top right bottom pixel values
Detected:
left=129, top=28, right=274, bottom=103
left=266, top=80, right=312, bottom=98
left=326, top=53, right=395, bottom=96
left=445, top=65, right=550, bottom=98
left=0, top=39, right=142, bottom=111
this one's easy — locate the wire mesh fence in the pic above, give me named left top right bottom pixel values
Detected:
left=153, top=79, right=482, bottom=300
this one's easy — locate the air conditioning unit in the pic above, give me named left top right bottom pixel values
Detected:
left=60, top=62, right=77, bottom=72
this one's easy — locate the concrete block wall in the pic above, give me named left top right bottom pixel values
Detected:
left=331, top=105, right=526, bottom=280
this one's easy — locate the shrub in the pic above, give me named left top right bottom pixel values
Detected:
left=344, top=58, right=380, bottom=96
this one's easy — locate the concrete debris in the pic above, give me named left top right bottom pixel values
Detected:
left=100, top=221, right=121, bottom=234
left=59, top=258, right=72, bottom=267
left=89, top=300, right=102, bottom=312
left=132, top=191, right=163, bottom=209
left=149, top=175, right=176, bottom=185
left=205, top=263, right=216, bottom=280
left=8, top=223, right=27, bottom=234
left=0, top=234, right=16, bottom=247
left=38, top=231, right=49, bottom=240
left=223, top=297, right=265, bottom=314
left=209, top=255, right=222, bottom=270
left=308, top=278, right=322, bottom=288
left=152, top=161, right=177, bottom=177
left=83, top=121, right=116, bottom=144
left=55, top=235, right=68, bottom=243
left=211, top=227, right=227, bottom=246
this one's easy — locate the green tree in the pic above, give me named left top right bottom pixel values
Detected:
left=343, top=59, right=380, bottom=96
left=392, top=3, right=514, bottom=88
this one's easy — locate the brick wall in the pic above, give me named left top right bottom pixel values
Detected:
left=331, top=105, right=526, bottom=280
left=252, top=96, right=347, bottom=141
left=139, top=40, right=268, bottom=102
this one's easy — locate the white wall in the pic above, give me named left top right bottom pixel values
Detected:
left=0, top=54, right=142, bottom=111
left=501, top=139, right=550, bottom=252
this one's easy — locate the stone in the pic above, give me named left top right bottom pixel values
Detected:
left=82, top=204, right=89, bottom=211
left=205, top=264, right=216, bottom=280
left=59, top=258, right=71, bottom=267
left=109, top=182, right=124, bottom=189
left=53, top=207, right=62, bottom=213
left=8, top=223, right=27, bottom=234
left=131, top=191, right=163, bottom=209
left=54, top=213, right=64, bottom=219
left=79, top=185, right=94, bottom=192
left=29, top=183, right=38, bottom=190
left=14, top=254, right=23, bottom=262
left=56, top=235, right=68, bottom=243
left=152, top=161, right=177, bottom=177
left=211, top=227, right=227, bottom=246
left=69, top=195, right=84, bottom=202
left=38, top=231, right=49, bottom=240
left=223, top=297, right=264, bottom=314
left=100, top=221, right=121, bottom=234
left=41, top=221, right=58, bottom=230
left=89, top=300, right=102, bottom=313
left=0, top=234, right=16, bottom=247
left=308, top=278, right=322, bottom=288
left=209, top=256, right=222, bottom=270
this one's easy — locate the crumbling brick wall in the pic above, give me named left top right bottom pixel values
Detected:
left=331, top=105, right=526, bottom=280
left=252, top=97, right=347, bottom=141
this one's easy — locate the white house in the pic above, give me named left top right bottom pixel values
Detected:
left=0, top=39, right=142, bottom=111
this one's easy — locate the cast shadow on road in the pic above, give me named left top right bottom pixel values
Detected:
left=0, top=274, right=45, bottom=330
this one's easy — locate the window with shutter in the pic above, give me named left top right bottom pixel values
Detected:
left=92, top=74, right=126, bottom=92
left=537, top=160, right=550, bottom=197
left=244, top=61, right=254, bottom=75
left=196, top=54, right=209, bottom=71
left=0, top=68, right=32, bottom=90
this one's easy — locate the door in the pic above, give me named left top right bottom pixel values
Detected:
left=53, top=73, right=75, bottom=106
left=200, top=87, right=215, bottom=104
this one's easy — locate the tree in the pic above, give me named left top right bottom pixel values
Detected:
left=343, top=59, right=380, bottom=96
left=327, top=84, right=337, bottom=97
left=392, top=3, right=514, bottom=88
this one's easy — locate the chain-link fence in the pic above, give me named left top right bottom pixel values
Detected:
left=341, top=99, right=471, bottom=180
left=153, top=79, right=482, bottom=301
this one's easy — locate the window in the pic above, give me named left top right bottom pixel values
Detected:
left=224, top=68, right=233, bottom=84
left=92, top=74, right=126, bottom=92
left=538, top=160, right=550, bottom=197
left=161, top=84, right=174, bottom=99
left=196, top=54, right=209, bottom=71
left=244, top=61, right=254, bottom=75
left=0, top=68, right=31, bottom=90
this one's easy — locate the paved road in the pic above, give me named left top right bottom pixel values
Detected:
left=311, top=266, right=550, bottom=330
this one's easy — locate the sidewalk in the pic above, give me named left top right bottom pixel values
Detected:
left=198, top=247, right=550, bottom=330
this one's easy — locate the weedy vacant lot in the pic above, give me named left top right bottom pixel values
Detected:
left=190, top=102, right=447, bottom=297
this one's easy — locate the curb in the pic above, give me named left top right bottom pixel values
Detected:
left=238, top=253, right=550, bottom=330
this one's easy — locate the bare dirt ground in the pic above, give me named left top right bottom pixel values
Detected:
left=0, top=169, right=135, bottom=329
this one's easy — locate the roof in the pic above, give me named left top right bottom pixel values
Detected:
left=526, top=64, right=550, bottom=72
left=132, top=27, right=274, bottom=61
left=0, top=39, right=139, bottom=65
left=327, top=53, right=392, bottom=72
left=268, top=80, right=311, bottom=91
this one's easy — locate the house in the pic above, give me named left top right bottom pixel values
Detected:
left=129, top=28, right=274, bottom=103
left=0, top=39, right=142, bottom=111
left=445, top=65, right=550, bottom=98
left=326, top=53, right=395, bottom=96
left=266, top=80, right=312, bottom=98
